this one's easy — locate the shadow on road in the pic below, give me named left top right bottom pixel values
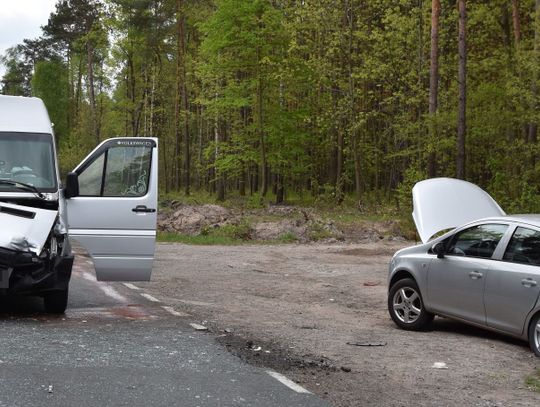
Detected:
left=430, top=317, right=529, bottom=350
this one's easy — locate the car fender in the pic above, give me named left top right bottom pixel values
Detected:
left=522, top=293, right=540, bottom=339
left=389, top=247, right=433, bottom=310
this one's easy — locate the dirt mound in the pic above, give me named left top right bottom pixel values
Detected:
left=158, top=203, right=402, bottom=243
left=251, top=219, right=308, bottom=240
left=158, top=204, right=231, bottom=235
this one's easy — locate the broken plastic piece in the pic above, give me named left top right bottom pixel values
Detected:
left=431, top=362, right=448, bottom=369
left=346, top=341, right=387, bottom=347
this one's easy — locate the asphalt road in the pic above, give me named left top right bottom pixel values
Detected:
left=0, top=255, right=330, bottom=407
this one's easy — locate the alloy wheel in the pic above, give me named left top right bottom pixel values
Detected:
left=392, top=287, right=422, bottom=324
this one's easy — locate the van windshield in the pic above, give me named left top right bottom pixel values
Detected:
left=0, top=132, right=57, bottom=193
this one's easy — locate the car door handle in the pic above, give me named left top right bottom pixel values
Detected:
left=521, top=278, right=538, bottom=288
left=469, top=271, right=483, bottom=280
left=132, top=205, right=156, bottom=213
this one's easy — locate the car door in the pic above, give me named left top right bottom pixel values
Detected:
left=427, top=223, right=508, bottom=325
left=485, top=225, right=540, bottom=335
left=66, top=138, right=158, bottom=281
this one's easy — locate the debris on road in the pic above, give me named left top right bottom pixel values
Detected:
left=432, top=362, right=448, bottom=369
left=340, top=366, right=352, bottom=373
left=362, top=282, right=380, bottom=287
left=190, top=323, right=208, bottom=331
left=346, top=341, right=387, bottom=347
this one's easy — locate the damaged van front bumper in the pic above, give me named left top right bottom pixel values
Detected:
left=0, top=200, right=73, bottom=296
left=0, top=247, right=73, bottom=295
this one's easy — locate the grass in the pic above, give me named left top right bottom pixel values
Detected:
left=525, top=369, right=540, bottom=393
left=277, top=232, right=298, bottom=243
left=308, top=224, right=334, bottom=241
left=158, top=231, right=244, bottom=245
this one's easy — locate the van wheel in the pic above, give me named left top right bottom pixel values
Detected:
left=388, top=278, right=433, bottom=330
left=44, top=289, right=68, bottom=314
left=529, top=314, right=540, bottom=357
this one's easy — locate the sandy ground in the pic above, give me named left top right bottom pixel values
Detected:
left=138, top=242, right=540, bottom=407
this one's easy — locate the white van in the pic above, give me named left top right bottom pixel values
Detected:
left=0, top=95, right=158, bottom=313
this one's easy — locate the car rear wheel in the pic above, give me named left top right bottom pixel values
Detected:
left=43, top=289, right=68, bottom=314
left=528, top=314, right=540, bottom=357
left=388, top=278, right=433, bottom=330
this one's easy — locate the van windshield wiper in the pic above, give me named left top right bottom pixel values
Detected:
left=0, top=179, right=46, bottom=199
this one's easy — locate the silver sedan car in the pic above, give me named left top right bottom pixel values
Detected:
left=388, top=178, right=540, bottom=356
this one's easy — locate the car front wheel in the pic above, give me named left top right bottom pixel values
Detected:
left=528, top=314, right=540, bottom=357
left=388, top=278, right=433, bottom=330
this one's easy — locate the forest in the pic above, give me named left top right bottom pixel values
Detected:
left=1, top=0, right=540, bottom=213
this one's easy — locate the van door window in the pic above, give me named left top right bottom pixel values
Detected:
left=77, top=145, right=152, bottom=197
left=78, top=154, right=104, bottom=196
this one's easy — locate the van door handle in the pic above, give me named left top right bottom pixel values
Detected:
left=132, top=205, right=156, bottom=213
left=521, top=278, right=537, bottom=288
left=469, top=271, right=483, bottom=280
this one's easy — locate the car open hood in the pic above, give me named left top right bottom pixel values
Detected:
left=412, top=178, right=506, bottom=243
left=0, top=202, right=57, bottom=255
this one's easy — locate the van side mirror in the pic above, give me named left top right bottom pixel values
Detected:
left=64, top=172, right=79, bottom=199
left=432, top=242, right=446, bottom=258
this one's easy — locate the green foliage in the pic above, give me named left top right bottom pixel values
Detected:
left=32, top=60, right=69, bottom=141
left=396, top=166, right=427, bottom=213
left=308, top=224, right=333, bottom=242
left=525, top=369, right=540, bottom=393
left=278, top=232, right=298, bottom=243
left=4, top=0, right=540, bottom=214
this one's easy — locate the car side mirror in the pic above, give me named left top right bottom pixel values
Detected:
left=432, top=242, right=446, bottom=258
left=64, top=172, right=79, bottom=199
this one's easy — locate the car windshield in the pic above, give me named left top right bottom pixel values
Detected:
left=0, top=132, right=57, bottom=193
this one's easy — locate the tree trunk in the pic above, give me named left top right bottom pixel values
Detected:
left=456, top=0, right=467, bottom=180
left=512, top=0, right=521, bottom=46
left=214, top=90, right=225, bottom=201
left=428, top=0, right=440, bottom=177
left=257, top=71, right=267, bottom=196
left=173, top=0, right=188, bottom=192
left=86, top=40, right=98, bottom=144
left=176, top=0, right=190, bottom=195
left=336, top=128, right=344, bottom=204
left=239, top=167, right=246, bottom=196
left=346, top=0, right=361, bottom=202
left=275, top=173, right=284, bottom=204
left=529, top=0, right=540, bottom=150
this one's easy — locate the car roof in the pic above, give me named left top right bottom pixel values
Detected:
left=470, top=215, right=540, bottom=228
left=0, top=95, right=53, bottom=134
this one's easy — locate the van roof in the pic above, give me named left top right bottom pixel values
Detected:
left=0, top=95, right=53, bottom=134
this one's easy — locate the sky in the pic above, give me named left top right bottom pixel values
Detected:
left=0, top=0, right=58, bottom=78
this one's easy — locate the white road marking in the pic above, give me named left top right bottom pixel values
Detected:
left=161, top=306, right=189, bottom=317
left=98, top=285, right=127, bottom=302
left=122, top=283, right=141, bottom=290
left=266, top=371, right=311, bottom=394
left=140, top=293, right=160, bottom=303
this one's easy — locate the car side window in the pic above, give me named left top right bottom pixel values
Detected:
left=503, top=227, right=540, bottom=266
left=446, top=224, right=508, bottom=259
left=77, top=145, right=152, bottom=197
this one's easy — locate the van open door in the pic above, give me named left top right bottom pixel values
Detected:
left=66, top=138, right=158, bottom=281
